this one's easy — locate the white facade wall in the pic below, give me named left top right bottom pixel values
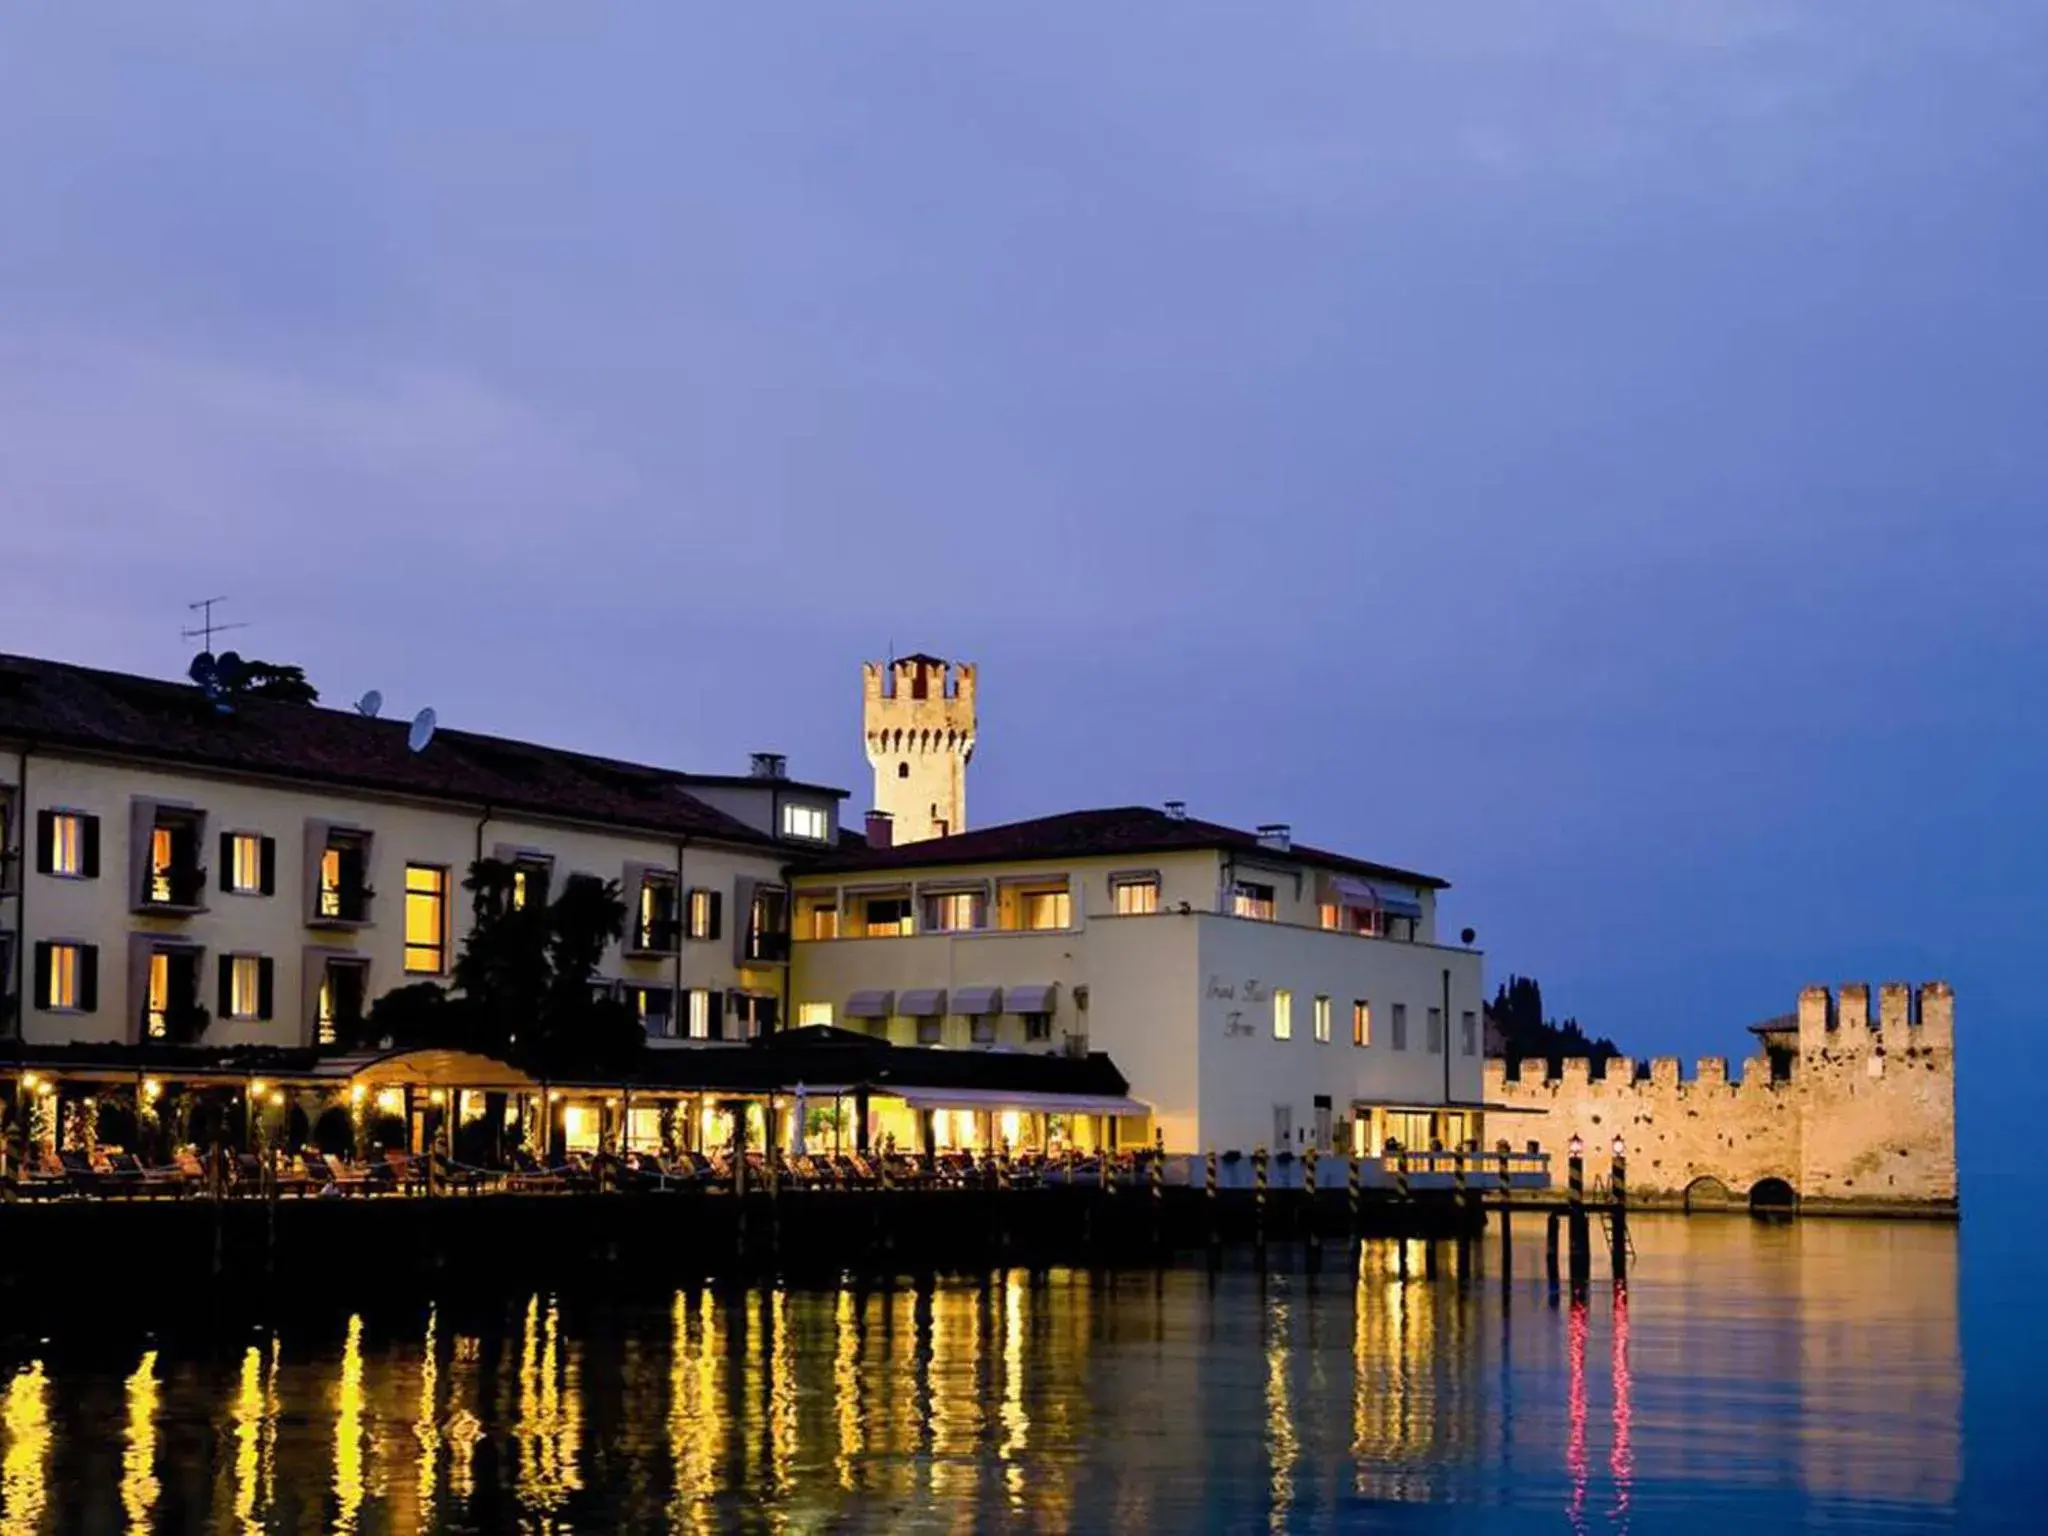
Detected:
left=0, top=746, right=788, bottom=1050
left=790, top=847, right=1482, bottom=1153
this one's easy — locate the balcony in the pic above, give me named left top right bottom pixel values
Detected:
left=744, top=930, right=791, bottom=964
left=307, top=827, right=375, bottom=930
left=135, top=856, right=208, bottom=916
left=626, top=918, right=681, bottom=958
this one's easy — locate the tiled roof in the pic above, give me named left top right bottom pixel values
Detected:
left=806, top=805, right=1449, bottom=888
left=0, top=652, right=775, bottom=848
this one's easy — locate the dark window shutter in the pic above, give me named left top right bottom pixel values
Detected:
left=219, top=832, right=235, bottom=891
left=81, top=815, right=100, bottom=879
left=31, top=941, right=51, bottom=1009
left=34, top=810, right=54, bottom=874
left=78, top=946, right=98, bottom=1013
left=708, top=890, right=723, bottom=941
left=257, top=957, right=274, bottom=1021
left=759, top=995, right=779, bottom=1033
left=218, top=955, right=234, bottom=1019
left=259, top=838, right=277, bottom=895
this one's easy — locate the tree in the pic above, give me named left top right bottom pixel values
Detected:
left=1486, top=973, right=1622, bottom=1071
left=238, top=661, right=319, bottom=703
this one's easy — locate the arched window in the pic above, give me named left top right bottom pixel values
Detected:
left=898, top=762, right=910, bottom=779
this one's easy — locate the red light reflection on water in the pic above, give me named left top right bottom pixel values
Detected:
left=1611, top=1283, right=1633, bottom=1527
left=1567, top=1298, right=1588, bottom=1532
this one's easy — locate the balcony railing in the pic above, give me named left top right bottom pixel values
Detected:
left=311, top=884, right=375, bottom=927
left=138, top=865, right=208, bottom=913
left=142, top=1002, right=211, bottom=1045
left=627, top=919, right=681, bottom=957
left=744, top=931, right=791, bottom=964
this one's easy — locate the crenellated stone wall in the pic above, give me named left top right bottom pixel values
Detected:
left=1484, top=982, right=1956, bottom=1215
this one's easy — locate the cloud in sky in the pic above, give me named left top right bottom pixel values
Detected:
left=1, top=2, right=2042, bottom=1082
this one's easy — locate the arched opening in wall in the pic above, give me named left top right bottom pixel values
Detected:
left=1683, top=1175, right=1734, bottom=1213
left=898, top=762, right=910, bottom=779
left=1748, top=1177, right=1797, bottom=1215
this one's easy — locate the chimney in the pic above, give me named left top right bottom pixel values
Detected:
left=1163, top=800, right=1188, bottom=821
left=749, top=751, right=787, bottom=780
left=1256, top=823, right=1292, bottom=852
left=864, top=809, right=894, bottom=849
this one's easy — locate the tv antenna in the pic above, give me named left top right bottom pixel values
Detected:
left=407, top=706, right=438, bottom=754
left=180, top=596, right=249, bottom=654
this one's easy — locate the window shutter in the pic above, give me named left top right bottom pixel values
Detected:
left=759, top=995, right=779, bottom=1033
left=78, top=946, right=98, bottom=1013
left=218, top=955, right=234, bottom=1019
left=260, top=837, right=277, bottom=896
left=258, top=958, right=275, bottom=1021
left=34, top=810, right=53, bottom=874
left=81, top=815, right=100, bottom=879
left=32, top=941, right=51, bottom=1009
left=708, top=890, right=723, bottom=941
left=219, top=832, right=235, bottom=891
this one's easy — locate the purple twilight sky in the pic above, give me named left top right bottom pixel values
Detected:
left=2, top=4, right=2042, bottom=1100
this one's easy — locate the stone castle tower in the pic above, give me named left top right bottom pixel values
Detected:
left=863, top=654, right=975, bottom=844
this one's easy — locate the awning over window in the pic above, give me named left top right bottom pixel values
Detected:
left=1328, top=875, right=1423, bottom=920
left=1004, top=982, right=1058, bottom=1014
left=844, top=989, right=894, bottom=1019
left=898, top=987, right=948, bottom=1017
left=952, top=985, right=1002, bottom=1016
left=894, top=1086, right=1150, bottom=1116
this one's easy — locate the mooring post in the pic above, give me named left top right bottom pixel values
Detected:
left=1254, top=1145, right=1269, bottom=1255
left=1545, top=1210, right=1561, bottom=1294
left=1567, top=1138, right=1591, bottom=1290
left=1149, top=1134, right=1165, bottom=1255
left=1347, top=1151, right=1362, bottom=1242
left=1304, top=1143, right=1320, bottom=1266
left=1609, top=1139, right=1629, bottom=1282
left=1205, top=1149, right=1220, bottom=1262
left=1497, top=1149, right=1513, bottom=1278
left=1452, top=1147, right=1470, bottom=1280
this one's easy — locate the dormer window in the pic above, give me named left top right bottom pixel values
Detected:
left=781, top=803, right=830, bottom=842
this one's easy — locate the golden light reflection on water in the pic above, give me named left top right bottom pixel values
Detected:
left=1265, top=1298, right=1296, bottom=1533
left=0, top=1362, right=49, bottom=1536
left=121, top=1348, right=160, bottom=1532
left=0, top=1219, right=1966, bottom=1530
left=333, top=1315, right=366, bottom=1534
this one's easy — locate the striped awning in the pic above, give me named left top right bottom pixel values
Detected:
left=1328, top=876, right=1424, bottom=920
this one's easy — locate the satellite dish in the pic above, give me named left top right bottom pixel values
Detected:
left=407, top=706, right=438, bottom=754
left=355, top=689, right=383, bottom=718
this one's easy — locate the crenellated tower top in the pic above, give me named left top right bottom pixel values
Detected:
left=863, top=654, right=975, bottom=843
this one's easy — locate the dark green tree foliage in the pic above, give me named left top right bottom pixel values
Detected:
left=359, top=859, right=643, bottom=1077
left=1487, top=974, right=1622, bottom=1072
left=238, top=661, right=319, bottom=703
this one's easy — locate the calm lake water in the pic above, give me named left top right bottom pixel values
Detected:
left=0, top=1210, right=2021, bottom=1533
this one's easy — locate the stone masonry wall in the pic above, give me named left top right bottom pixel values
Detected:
left=1484, top=982, right=1956, bottom=1213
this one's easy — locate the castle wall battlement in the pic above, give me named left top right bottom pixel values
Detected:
left=1486, top=982, right=1957, bottom=1213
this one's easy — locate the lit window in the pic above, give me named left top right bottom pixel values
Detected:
left=1113, top=879, right=1159, bottom=915
left=1427, top=1007, right=1444, bottom=1054
left=510, top=857, right=551, bottom=911
left=41, top=941, right=91, bottom=1011
left=404, top=865, right=449, bottom=974
left=316, top=973, right=335, bottom=1047
left=319, top=848, right=341, bottom=916
left=797, top=1002, right=833, bottom=1028
left=1462, top=1010, right=1478, bottom=1056
left=148, top=952, right=171, bottom=1038
left=45, top=811, right=90, bottom=877
left=1273, top=988, right=1293, bottom=1041
left=1391, top=1003, right=1409, bottom=1051
left=688, top=989, right=715, bottom=1040
left=862, top=896, right=913, bottom=937
left=225, top=955, right=265, bottom=1021
left=781, top=804, right=829, bottom=841
left=1319, top=903, right=1340, bottom=930
left=923, top=891, right=984, bottom=932
left=1020, top=889, right=1071, bottom=930
left=227, top=833, right=266, bottom=894
left=807, top=903, right=839, bottom=940
left=1353, top=1000, right=1371, bottom=1048
left=687, top=888, right=721, bottom=941
left=316, top=832, right=372, bottom=923
left=149, top=826, right=175, bottom=903
left=635, top=876, right=679, bottom=951
left=627, top=986, right=676, bottom=1039
left=1314, top=995, right=1331, bottom=1044
left=1232, top=883, right=1276, bottom=921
